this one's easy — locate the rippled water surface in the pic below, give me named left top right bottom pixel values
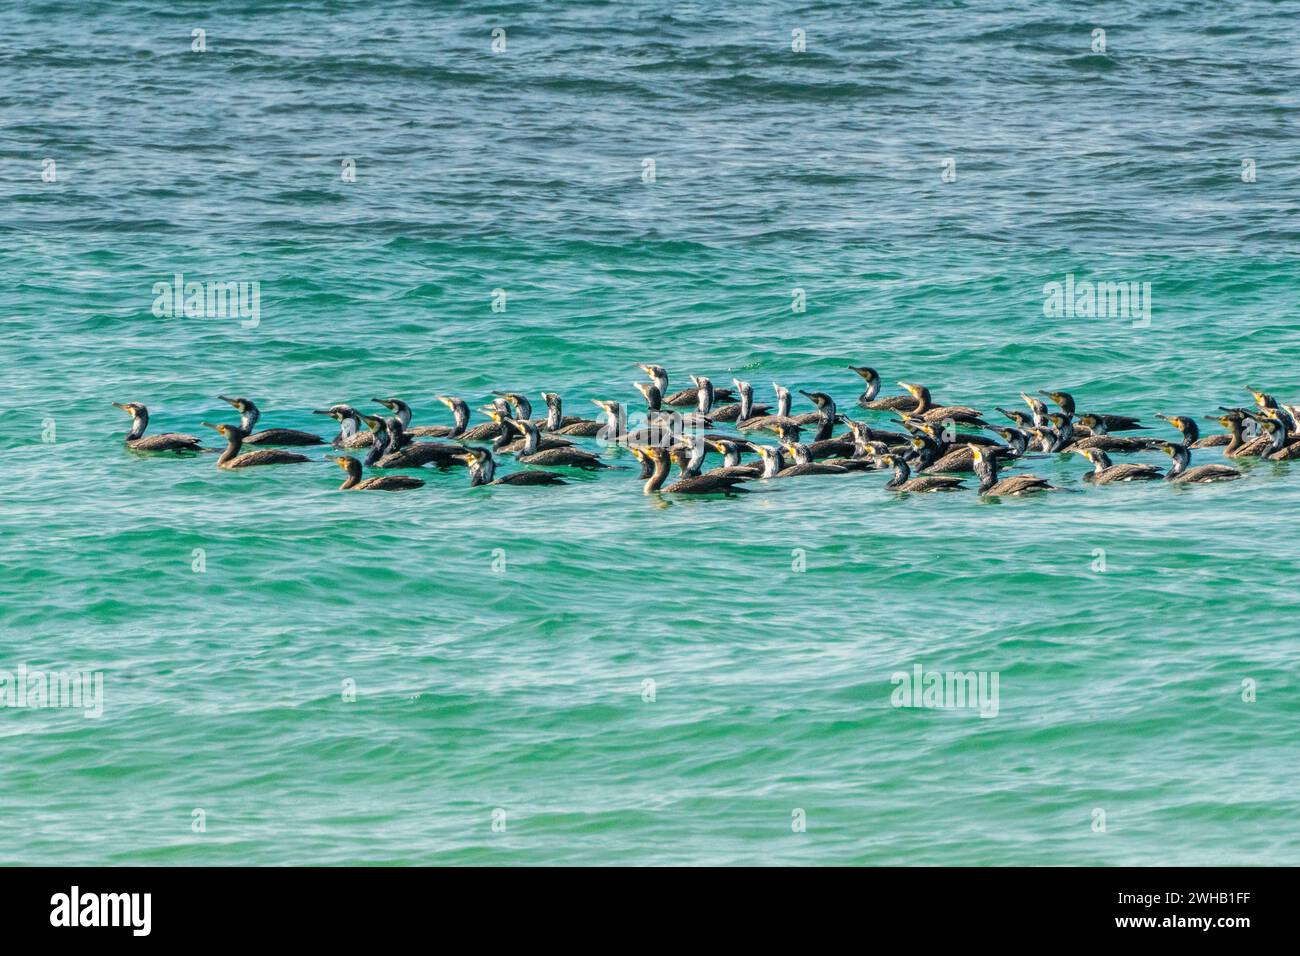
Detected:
left=2, top=0, right=1298, bottom=865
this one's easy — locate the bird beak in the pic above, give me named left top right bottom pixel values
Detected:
left=112, top=402, right=130, bottom=412
left=218, top=395, right=238, bottom=407
left=201, top=422, right=222, bottom=433
left=311, top=409, right=332, bottom=415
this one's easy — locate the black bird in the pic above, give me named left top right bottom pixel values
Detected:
left=112, top=402, right=203, bottom=453
left=540, top=392, right=604, bottom=436
left=873, top=454, right=966, bottom=492
left=848, top=367, right=917, bottom=411
left=634, top=446, right=749, bottom=495
left=969, top=444, right=1058, bottom=495
left=1041, top=391, right=1144, bottom=431
left=1154, top=442, right=1244, bottom=482
left=314, top=405, right=374, bottom=449
left=1074, top=448, right=1162, bottom=484
left=373, top=397, right=460, bottom=438
left=201, top=423, right=311, bottom=469
left=326, top=454, right=424, bottom=491
left=218, top=396, right=323, bottom=445
left=455, top=447, right=566, bottom=486
left=505, top=420, right=608, bottom=469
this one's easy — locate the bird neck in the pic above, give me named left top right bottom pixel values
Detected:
left=470, top=457, right=496, bottom=486
left=127, top=413, right=147, bottom=441
left=975, top=456, right=997, bottom=491
left=239, top=407, right=260, bottom=431
left=888, top=459, right=910, bottom=488
left=218, top=433, right=243, bottom=465
left=340, top=460, right=362, bottom=489
left=737, top=388, right=752, bottom=421
left=1165, top=447, right=1189, bottom=478
left=644, top=454, right=670, bottom=493
left=520, top=426, right=540, bottom=455
left=364, top=430, right=388, bottom=465
left=813, top=405, right=835, bottom=441
left=600, top=405, right=626, bottom=441
left=860, top=377, right=880, bottom=401
left=911, top=388, right=932, bottom=413
left=545, top=398, right=562, bottom=430
left=776, top=390, right=791, bottom=417
left=641, top=387, right=662, bottom=411
left=695, top=381, right=713, bottom=413
left=722, top=446, right=740, bottom=468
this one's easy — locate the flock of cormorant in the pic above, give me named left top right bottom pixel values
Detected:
left=113, top=367, right=1300, bottom=496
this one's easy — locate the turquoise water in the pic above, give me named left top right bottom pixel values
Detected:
left=2, top=0, right=1299, bottom=865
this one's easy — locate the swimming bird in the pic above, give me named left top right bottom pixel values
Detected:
left=540, top=392, right=604, bottom=436
left=634, top=381, right=711, bottom=431
left=777, top=441, right=850, bottom=477
left=848, top=367, right=917, bottom=411
left=1256, top=416, right=1300, bottom=461
left=1247, top=387, right=1299, bottom=434
left=369, top=415, right=463, bottom=469
left=201, top=423, right=312, bottom=469
left=592, top=399, right=675, bottom=446
left=873, top=454, right=966, bottom=492
left=708, top=379, right=772, bottom=424
left=373, top=397, right=460, bottom=438
left=492, top=391, right=534, bottom=422
left=1074, top=448, right=1162, bottom=484
left=457, top=398, right=510, bottom=441
left=634, top=446, right=749, bottom=495
left=653, top=368, right=737, bottom=408
left=326, top=455, right=425, bottom=491
left=1070, top=415, right=1158, bottom=453
left=737, top=383, right=802, bottom=433
left=704, top=439, right=764, bottom=478
left=898, top=382, right=985, bottom=425
left=504, top=420, right=608, bottom=468
left=1204, top=410, right=1256, bottom=457
left=1040, top=391, right=1144, bottom=431
left=1019, top=392, right=1050, bottom=428
left=969, top=444, right=1058, bottom=495
left=313, top=405, right=375, bottom=449
left=1154, top=442, right=1244, bottom=482
left=455, top=446, right=566, bottom=486
left=772, top=422, right=853, bottom=461
left=112, top=402, right=204, bottom=452
left=488, top=407, right=573, bottom=454
left=218, top=396, right=323, bottom=445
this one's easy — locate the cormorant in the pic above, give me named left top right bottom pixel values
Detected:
left=218, top=396, right=323, bottom=445
left=708, top=379, right=772, bottom=424
left=969, top=445, right=1058, bottom=495
left=899, top=382, right=985, bottom=425
left=113, top=402, right=203, bottom=453
left=1154, top=442, right=1244, bottom=482
left=454, top=447, right=566, bottom=486
left=373, top=397, right=460, bottom=438
left=313, top=405, right=375, bottom=449
left=633, top=446, right=750, bottom=495
left=873, top=454, right=966, bottom=492
left=326, top=455, right=424, bottom=491
left=1041, top=391, right=1143, bottom=431
left=848, top=367, right=917, bottom=411
left=202, top=423, right=312, bottom=469
left=540, top=392, right=604, bottom=435
left=505, top=420, right=608, bottom=469
left=1074, top=448, right=1162, bottom=484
